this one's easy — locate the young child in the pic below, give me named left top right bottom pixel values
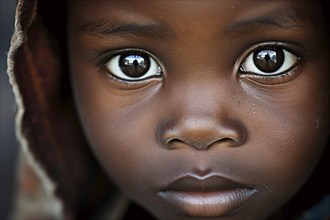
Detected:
left=8, top=0, right=330, bottom=219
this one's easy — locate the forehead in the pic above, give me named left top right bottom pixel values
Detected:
left=68, top=1, right=323, bottom=27
left=68, top=1, right=325, bottom=46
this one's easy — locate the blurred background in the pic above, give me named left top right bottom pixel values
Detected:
left=1, top=0, right=19, bottom=219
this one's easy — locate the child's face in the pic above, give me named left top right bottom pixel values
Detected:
left=68, top=1, right=330, bottom=219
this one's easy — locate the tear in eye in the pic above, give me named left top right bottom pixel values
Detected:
left=240, top=47, right=299, bottom=76
left=105, top=50, right=163, bottom=81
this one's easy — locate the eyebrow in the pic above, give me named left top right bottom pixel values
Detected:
left=78, top=5, right=321, bottom=40
left=78, top=17, right=173, bottom=40
left=226, top=6, right=319, bottom=33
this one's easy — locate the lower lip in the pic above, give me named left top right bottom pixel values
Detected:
left=159, top=188, right=257, bottom=217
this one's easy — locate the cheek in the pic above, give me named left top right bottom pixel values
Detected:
left=258, top=111, right=327, bottom=183
left=71, top=67, right=162, bottom=194
left=78, top=98, right=170, bottom=207
left=243, top=78, right=330, bottom=205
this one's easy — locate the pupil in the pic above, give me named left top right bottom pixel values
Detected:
left=119, top=52, right=150, bottom=77
left=253, top=48, right=284, bottom=73
left=265, top=55, right=270, bottom=62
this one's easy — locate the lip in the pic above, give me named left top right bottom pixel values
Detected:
left=158, top=174, right=258, bottom=217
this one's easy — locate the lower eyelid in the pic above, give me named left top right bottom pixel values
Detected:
left=239, top=66, right=300, bottom=85
left=101, top=67, right=163, bottom=90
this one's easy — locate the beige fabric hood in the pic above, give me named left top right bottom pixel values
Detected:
left=7, top=0, right=128, bottom=219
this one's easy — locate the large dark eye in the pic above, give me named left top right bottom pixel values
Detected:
left=240, top=46, right=299, bottom=76
left=253, top=48, right=284, bottom=73
left=119, top=52, right=151, bottom=77
left=105, top=50, right=162, bottom=81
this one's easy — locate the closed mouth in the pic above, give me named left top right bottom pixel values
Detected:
left=158, top=174, right=258, bottom=217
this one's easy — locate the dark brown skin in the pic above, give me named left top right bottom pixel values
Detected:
left=67, top=1, right=330, bottom=219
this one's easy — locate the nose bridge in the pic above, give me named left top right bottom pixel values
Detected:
left=177, top=71, right=228, bottom=115
left=158, top=80, right=246, bottom=150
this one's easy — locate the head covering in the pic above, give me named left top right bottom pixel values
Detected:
left=7, top=0, right=129, bottom=219
left=7, top=0, right=330, bottom=219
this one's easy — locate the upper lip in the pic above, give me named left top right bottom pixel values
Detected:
left=161, top=173, right=253, bottom=192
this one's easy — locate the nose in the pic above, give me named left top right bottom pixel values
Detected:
left=158, top=115, right=246, bottom=150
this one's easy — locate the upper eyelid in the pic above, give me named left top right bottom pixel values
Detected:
left=235, top=41, right=304, bottom=70
left=242, top=41, right=303, bottom=58
left=97, top=48, right=164, bottom=67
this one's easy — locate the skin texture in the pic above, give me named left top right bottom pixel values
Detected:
left=67, top=1, right=330, bottom=219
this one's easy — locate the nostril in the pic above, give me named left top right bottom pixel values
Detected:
left=164, top=138, right=186, bottom=149
left=157, top=118, right=247, bottom=150
left=161, top=136, right=241, bottom=150
left=215, top=137, right=242, bottom=148
left=162, top=137, right=212, bottom=150
left=183, top=136, right=240, bottom=150
left=217, top=138, right=233, bottom=144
